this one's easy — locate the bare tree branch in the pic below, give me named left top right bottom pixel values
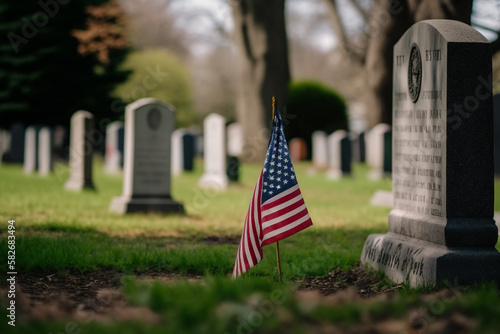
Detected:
left=347, top=0, right=369, bottom=22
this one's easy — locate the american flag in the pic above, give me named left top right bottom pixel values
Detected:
left=232, top=108, right=313, bottom=278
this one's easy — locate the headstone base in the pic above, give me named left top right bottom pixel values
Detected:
left=361, top=233, right=500, bottom=287
left=109, top=196, right=185, bottom=214
left=65, top=178, right=95, bottom=191
left=326, top=169, right=350, bottom=180
left=198, top=173, right=228, bottom=190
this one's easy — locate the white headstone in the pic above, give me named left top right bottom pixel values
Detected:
left=105, top=121, right=124, bottom=174
left=171, top=128, right=186, bottom=176
left=366, top=123, right=390, bottom=179
left=227, top=122, right=243, bottom=157
left=199, top=113, right=228, bottom=189
left=110, top=98, right=184, bottom=214
left=326, top=130, right=351, bottom=179
left=0, top=129, right=10, bottom=164
left=311, top=131, right=328, bottom=170
left=65, top=111, right=95, bottom=190
left=38, top=127, right=53, bottom=176
left=23, top=126, right=39, bottom=174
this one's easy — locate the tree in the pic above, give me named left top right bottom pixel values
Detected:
left=113, top=49, right=194, bottom=128
left=0, top=0, right=130, bottom=128
left=232, top=0, right=291, bottom=162
left=325, top=0, right=486, bottom=125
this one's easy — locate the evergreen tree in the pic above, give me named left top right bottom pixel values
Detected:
left=0, top=0, right=130, bottom=128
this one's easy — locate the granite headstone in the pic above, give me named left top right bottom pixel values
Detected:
left=366, top=123, right=391, bottom=179
left=326, top=130, right=352, bottom=179
left=64, top=111, right=95, bottom=190
left=38, top=126, right=53, bottom=176
left=110, top=98, right=184, bottom=214
left=199, top=113, right=228, bottom=190
left=361, top=20, right=500, bottom=286
left=23, top=125, right=40, bottom=174
left=105, top=121, right=124, bottom=174
left=9, top=123, right=25, bottom=163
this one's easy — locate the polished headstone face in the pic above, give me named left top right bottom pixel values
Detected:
left=123, top=101, right=174, bottom=197
left=361, top=20, right=499, bottom=286
left=110, top=98, right=184, bottom=214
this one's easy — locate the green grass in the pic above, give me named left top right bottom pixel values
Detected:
left=2, top=158, right=500, bottom=333
left=0, top=158, right=392, bottom=279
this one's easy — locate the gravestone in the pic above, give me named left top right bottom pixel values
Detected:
left=9, top=123, right=25, bottom=163
left=326, top=130, right=352, bottom=179
left=494, top=94, right=500, bottom=176
left=110, top=98, right=184, bottom=214
left=358, top=131, right=366, bottom=163
left=38, top=127, right=53, bottom=176
left=383, top=129, right=392, bottom=174
left=0, top=129, right=10, bottom=163
left=227, top=122, right=242, bottom=182
left=105, top=121, right=124, bottom=174
left=366, top=123, right=391, bottom=179
left=182, top=132, right=195, bottom=171
left=289, top=138, right=307, bottom=161
left=23, top=125, right=40, bottom=174
left=311, top=131, right=328, bottom=170
left=361, top=20, right=500, bottom=286
left=199, top=113, right=228, bottom=189
left=53, top=125, right=68, bottom=161
left=65, top=111, right=95, bottom=191
left=171, top=128, right=186, bottom=176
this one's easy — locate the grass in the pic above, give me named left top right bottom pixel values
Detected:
left=0, top=157, right=392, bottom=279
left=2, top=157, right=500, bottom=333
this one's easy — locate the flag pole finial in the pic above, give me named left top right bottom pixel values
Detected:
left=272, top=96, right=275, bottom=121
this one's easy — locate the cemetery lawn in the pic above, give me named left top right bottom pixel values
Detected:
left=1, top=159, right=500, bottom=333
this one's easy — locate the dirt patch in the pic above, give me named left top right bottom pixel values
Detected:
left=297, top=265, right=393, bottom=298
left=203, top=235, right=240, bottom=245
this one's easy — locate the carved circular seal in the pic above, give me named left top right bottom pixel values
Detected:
left=147, top=108, right=161, bottom=130
left=408, top=43, right=422, bottom=103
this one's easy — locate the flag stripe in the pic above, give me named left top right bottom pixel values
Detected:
left=262, top=217, right=313, bottom=246
left=263, top=205, right=309, bottom=234
left=261, top=184, right=299, bottom=207
left=262, top=198, right=306, bottom=228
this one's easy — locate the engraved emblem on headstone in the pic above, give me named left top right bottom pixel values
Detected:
left=147, top=108, right=161, bottom=130
left=408, top=44, right=422, bottom=103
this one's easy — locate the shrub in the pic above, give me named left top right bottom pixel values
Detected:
left=284, top=80, right=348, bottom=158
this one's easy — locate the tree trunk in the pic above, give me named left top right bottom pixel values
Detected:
left=364, top=0, right=473, bottom=126
left=232, top=0, right=290, bottom=163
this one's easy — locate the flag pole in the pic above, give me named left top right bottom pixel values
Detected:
left=272, top=96, right=282, bottom=283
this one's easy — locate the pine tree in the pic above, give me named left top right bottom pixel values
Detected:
left=0, top=0, right=130, bottom=128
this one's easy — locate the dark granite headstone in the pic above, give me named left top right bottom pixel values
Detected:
left=340, top=136, right=352, bottom=175
left=118, top=127, right=124, bottom=168
left=361, top=20, right=500, bottom=286
left=358, top=131, right=366, bottom=163
left=493, top=94, right=500, bottom=176
left=182, top=133, right=195, bottom=171
left=9, top=123, right=25, bottom=163
left=110, top=98, right=185, bottom=214
left=227, top=156, right=240, bottom=182
left=383, top=129, right=392, bottom=175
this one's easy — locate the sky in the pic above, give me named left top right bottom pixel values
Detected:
left=171, top=0, right=500, bottom=56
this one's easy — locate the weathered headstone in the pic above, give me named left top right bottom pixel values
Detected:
left=9, top=123, right=25, bottom=163
left=110, top=98, right=184, bottom=214
left=53, top=125, right=68, bottom=161
left=65, top=111, right=95, bottom=190
left=289, top=138, right=307, bottom=161
left=326, top=130, right=352, bottom=179
left=226, top=122, right=242, bottom=182
left=0, top=129, right=10, bottom=163
left=366, top=123, right=391, bottom=179
left=171, top=128, right=186, bottom=176
left=23, top=125, right=40, bottom=174
left=227, top=122, right=243, bottom=157
left=199, top=113, right=228, bottom=189
left=361, top=20, right=500, bottom=286
left=358, top=131, right=366, bottom=163
left=38, top=127, right=53, bottom=176
left=105, top=121, right=124, bottom=174
left=311, top=131, right=328, bottom=170
left=182, top=132, right=195, bottom=171
left=493, top=94, right=500, bottom=176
